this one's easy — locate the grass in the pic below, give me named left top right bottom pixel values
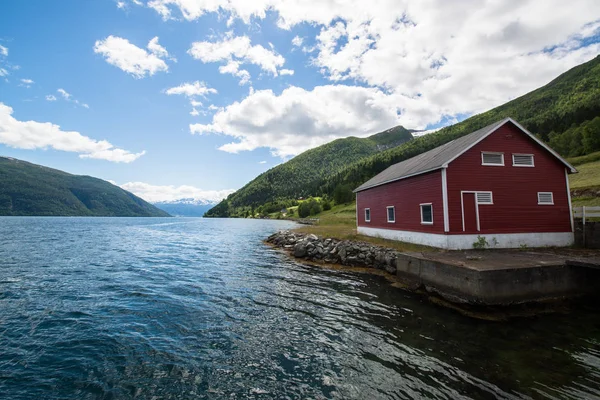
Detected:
left=567, top=151, right=600, bottom=166
left=292, top=202, right=436, bottom=252
left=569, top=160, right=600, bottom=190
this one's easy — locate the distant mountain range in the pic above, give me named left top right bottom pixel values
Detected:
left=153, top=198, right=217, bottom=217
left=0, top=157, right=170, bottom=217
left=207, top=55, right=600, bottom=218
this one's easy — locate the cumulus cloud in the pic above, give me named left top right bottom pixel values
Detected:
left=0, top=68, right=8, bottom=77
left=280, top=69, right=294, bottom=76
left=0, top=44, right=7, bottom=57
left=188, top=35, right=286, bottom=84
left=119, top=181, right=235, bottom=203
left=150, top=0, right=600, bottom=129
left=0, top=103, right=144, bottom=162
left=165, top=81, right=217, bottom=97
left=93, top=35, right=173, bottom=78
left=20, top=78, right=34, bottom=87
left=190, top=85, right=402, bottom=157
left=45, top=95, right=57, bottom=101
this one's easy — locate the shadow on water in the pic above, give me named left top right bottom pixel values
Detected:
left=0, top=217, right=598, bottom=399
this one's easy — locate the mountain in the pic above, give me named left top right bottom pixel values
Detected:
left=207, top=55, right=600, bottom=218
left=0, top=156, right=170, bottom=217
left=319, top=55, right=600, bottom=195
left=154, top=198, right=217, bottom=217
left=205, top=126, right=414, bottom=217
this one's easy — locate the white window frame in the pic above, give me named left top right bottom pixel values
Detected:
left=538, top=192, right=554, bottom=205
left=512, top=153, right=535, bottom=167
left=420, top=203, right=433, bottom=225
left=481, top=152, right=505, bottom=166
left=364, top=208, right=371, bottom=222
left=386, top=206, right=395, bottom=223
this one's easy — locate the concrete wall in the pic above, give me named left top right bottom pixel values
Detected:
left=574, top=220, right=600, bottom=248
left=358, top=226, right=574, bottom=249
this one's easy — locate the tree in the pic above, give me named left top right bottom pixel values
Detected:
left=333, top=184, right=354, bottom=204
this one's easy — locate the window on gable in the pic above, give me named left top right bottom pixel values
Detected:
left=513, top=154, right=534, bottom=167
left=476, top=192, right=493, bottom=204
left=387, top=206, right=395, bottom=223
left=420, top=203, right=433, bottom=224
left=365, top=208, right=371, bottom=222
left=481, top=152, right=504, bottom=166
left=538, top=192, right=554, bottom=205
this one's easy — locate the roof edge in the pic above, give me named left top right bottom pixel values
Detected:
left=353, top=166, right=444, bottom=192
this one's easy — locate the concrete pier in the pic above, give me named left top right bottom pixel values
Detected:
left=266, top=231, right=600, bottom=306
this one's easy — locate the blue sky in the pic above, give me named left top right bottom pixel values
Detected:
left=0, top=1, right=599, bottom=202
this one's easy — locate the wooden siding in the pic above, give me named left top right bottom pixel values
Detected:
left=356, top=170, right=444, bottom=233
left=446, top=122, right=571, bottom=234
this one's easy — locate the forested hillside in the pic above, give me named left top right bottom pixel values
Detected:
left=206, top=126, right=413, bottom=217
left=320, top=55, right=600, bottom=196
left=208, top=55, right=600, bottom=218
left=0, top=157, right=170, bottom=217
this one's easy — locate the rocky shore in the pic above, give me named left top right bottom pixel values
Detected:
left=266, top=230, right=401, bottom=275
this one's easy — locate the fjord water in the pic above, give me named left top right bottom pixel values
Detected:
left=0, top=218, right=599, bottom=399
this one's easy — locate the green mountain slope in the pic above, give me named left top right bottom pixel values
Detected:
left=320, top=55, right=600, bottom=195
left=0, top=157, right=170, bottom=217
left=206, top=126, right=413, bottom=217
left=208, top=55, right=600, bottom=218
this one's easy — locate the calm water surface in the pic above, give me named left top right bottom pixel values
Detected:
left=0, top=217, right=599, bottom=399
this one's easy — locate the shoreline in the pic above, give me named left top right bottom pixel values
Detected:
left=265, top=230, right=600, bottom=319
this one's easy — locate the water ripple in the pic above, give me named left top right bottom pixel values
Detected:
left=0, top=217, right=599, bottom=399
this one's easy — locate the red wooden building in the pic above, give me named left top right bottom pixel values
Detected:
left=354, top=118, right=577, bottom=249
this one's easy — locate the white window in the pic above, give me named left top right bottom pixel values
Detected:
left=481, top=152, right=504, bottom=166
left=476, top=192, right=493, bottom=204
left=512, top=154, right=534, bottom=167
left=420, top=203, right=433, bottom=224
left=538, top=192, right=554, bottom=205
left=365, top=208, right=371, bottom=222
left=387, top=206, right=395, bottom=223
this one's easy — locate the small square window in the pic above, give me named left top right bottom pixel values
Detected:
left=482, top=152, right=504, bottom=166
left=420, top=204, right=433, bottom=224
left=538, top=192, right=554, bottom=205
left=365, top=208, right=371, bottom=222
left=387, top=206, right=395, bottom=223
left=513, top=154, right=534, bottom=167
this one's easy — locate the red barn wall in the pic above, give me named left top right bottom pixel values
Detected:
left=446, top=122, right=571, bottom=234
left=356, top=170, right=444, bottom=233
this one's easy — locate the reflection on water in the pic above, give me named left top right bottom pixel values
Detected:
left=0, top=217, right=598, bottom=399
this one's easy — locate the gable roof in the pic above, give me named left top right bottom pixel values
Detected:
left=354, top=117, right=577, bottom=192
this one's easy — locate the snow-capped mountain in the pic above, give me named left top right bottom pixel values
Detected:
left=153, top=198, right=218, bottom=217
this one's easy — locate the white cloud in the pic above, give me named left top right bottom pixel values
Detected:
left=279, top=68, right=294, bottom=75
left=147, top=36, right=177, bottom=61
left=119, top=181, right=235, bottom=203
left=190, top=108, right=200, bottom=116
left=165, top=81, right=217, bottom=97
left=291, top=36, right=303, bottom=47
left=116, top=1, right=126, bottom=9
left=0, top=68, right=8, bottom=77
left=188, top=35, right=286, bottom=83
left=93, top=35, right=173, bottom=78
left=45, top=95, right=57, bottom=101
left=57, top=88, right=71, bottom=99
left=20, top=78, right=34, bottom=84
left=55, top=88, right=89, bottom=108
left=149, top=0, right=600, bottom=130
left=190, top=85, right=402, bottom=157
left=0, top=44, right=7, bottom=56
left=258, top=160, right=267, bottom=164
left=0, top=103, right=144, bottom=162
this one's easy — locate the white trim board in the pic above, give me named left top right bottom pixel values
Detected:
left=357, top=226, right=574, bottom=250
